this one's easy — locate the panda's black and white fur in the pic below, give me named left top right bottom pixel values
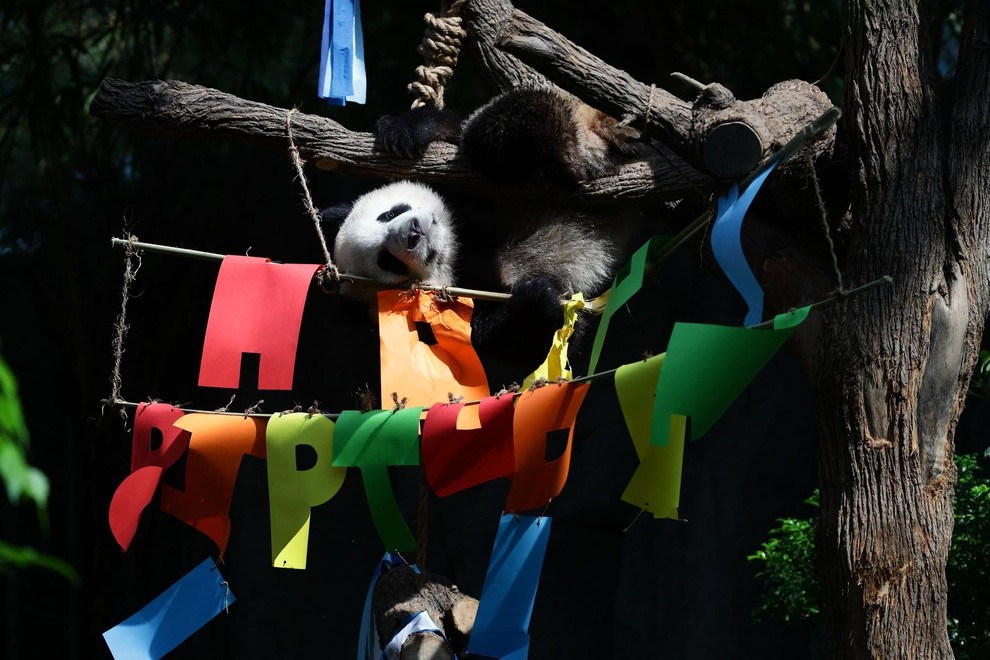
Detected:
left=327, top=87, right=646, bottom=369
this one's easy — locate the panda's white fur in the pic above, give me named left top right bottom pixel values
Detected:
left=332, top=180, right=631, bottom=300
left=333, top=180, right=458, bottom=295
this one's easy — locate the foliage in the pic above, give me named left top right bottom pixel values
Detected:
left=0, top=345, right=78, bottom=584
left=748, top=458, right=990, bottom=657
left=746, top=490, right=820, bottom=623
left=946, top=454, right=990, bottom=657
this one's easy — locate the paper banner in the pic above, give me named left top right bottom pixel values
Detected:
left=621, top=414, right=686, bottom=519
left=266, top=413, right=347, bottom=569
left=318, top=0, right=366, bottom=105
left=505, top=383, right=589, bottom=513
left=159, top=414, right=267, bottom=553
left=199, top=256, right=320, bottom=390
left=468, top=514, right=552, bottom=660
left=614, top=354, right=666, bottom=458
left=377, top=290, right=489, bottom=412
left=522, top=293, right=585, bottom=390
left=332, top=408, right=423, bottom=552
left=710, top=162, right=778, bottom=326
left=109, top=403, right=189, bottom=551
left=587, top=236, right=670, bottom=375
left=103, top=558, right=234, bottom=660
left=420, top=395, right=515, bottom=497
left=651, top=306, right=810, bottom=446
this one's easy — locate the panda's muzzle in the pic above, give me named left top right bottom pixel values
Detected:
left=406, top=216, right=425, bottom=249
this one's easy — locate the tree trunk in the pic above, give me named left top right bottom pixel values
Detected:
left=811, top=1, right=990, bottom=656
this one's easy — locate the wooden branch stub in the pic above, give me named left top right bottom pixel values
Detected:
left=374, top=564, right=478, bottom=658
left=692, top=79, right=835, bottom=178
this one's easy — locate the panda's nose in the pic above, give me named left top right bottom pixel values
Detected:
left=407, top=216, right=424, bottom=249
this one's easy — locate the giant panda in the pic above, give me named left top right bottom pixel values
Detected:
left=325, top=87, right=649, bottom=372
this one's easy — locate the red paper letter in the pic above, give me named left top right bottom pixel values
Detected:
left=199, top=256, right=320, bottom=390
left=109, top=403, right=189, bottom=551
left=421, top=395, right=515, bottom=497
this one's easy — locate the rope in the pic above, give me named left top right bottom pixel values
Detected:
left=108, top=233, right=141, bottom=420
left=409, top=1, right=467, bottom=110
left=285, top=109, right=341, bottom=289
left=806, top=156, right=845, bottom=293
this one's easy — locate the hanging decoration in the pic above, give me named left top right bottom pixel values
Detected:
left=102, top=558, right=234, bottom=659
left=318, top=0, right=367, bottom=105
left=266, top=412, right=346, bottom=569
left=710, top=162, right=779, bottom=326
left=109, top=402, right=189, bottom=551
left=332, top=407, right=424, bottom=552
left=522, top=293, right=585, bottom=389
left=377, top=289, right=489, bottom=413
left=159, top=414, right=267, bottom=554
left=467, top=514, right=552, bottom=660
left=199, top=256, right=320, bottom=390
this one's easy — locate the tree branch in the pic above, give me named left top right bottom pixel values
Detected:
left=88, top=77, right=716, bottom=204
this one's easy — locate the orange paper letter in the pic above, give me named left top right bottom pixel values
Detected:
left=504, top=383, right=589, bottom=513
left=159, top=414, right=267, bottom=554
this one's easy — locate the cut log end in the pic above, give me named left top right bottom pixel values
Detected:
left=702, top=121, right=764, bottom=179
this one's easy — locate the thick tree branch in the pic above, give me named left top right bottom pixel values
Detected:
left=89, top=77, right=717, bottom=204
left=461, top=0, right=835, bottom=179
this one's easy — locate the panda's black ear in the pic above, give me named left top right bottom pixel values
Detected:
left=320, top=202, right=353, bottom=227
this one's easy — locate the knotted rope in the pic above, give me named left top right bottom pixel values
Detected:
left=409, top=1, right=467, bottom=109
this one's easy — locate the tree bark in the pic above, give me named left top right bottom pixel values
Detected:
left=811, top=0, right=990, bottom=657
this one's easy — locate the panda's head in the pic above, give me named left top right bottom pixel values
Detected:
left=329, top=181, right=458, bottom=289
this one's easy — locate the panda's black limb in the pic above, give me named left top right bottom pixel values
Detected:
left=470, top=274, right=569, bottom=371
left=374, top=106, right=463, bottom=159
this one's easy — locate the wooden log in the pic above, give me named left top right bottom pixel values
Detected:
left=88, top=77, right=716, bottom=204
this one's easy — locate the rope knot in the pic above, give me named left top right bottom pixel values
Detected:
left=409, top=9, right=467, bottom=110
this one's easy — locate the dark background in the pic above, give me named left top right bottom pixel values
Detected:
left=0, top=1, right=977, bottom=658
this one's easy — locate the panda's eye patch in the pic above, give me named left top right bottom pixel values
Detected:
left=377, top=204, right=412, bottom=223
left=377, top=249, right=409, bottom=276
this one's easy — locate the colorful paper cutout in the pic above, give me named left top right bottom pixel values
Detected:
left=468, top=514, right=552, bottom=660
left=522, top=293, right=585, bottom=389
left=587, top=236, right=671, bottom=375
left=651, top=306, right=810, bottom=446
left=621, top=414, right=686, bottom=519
left=505, top=383, right=589, bottom=513
left=614, top=354, right=666, bottom=458
left=711, top=162, right=778, bottom=326
left=199, top=255, right=320, bottom=390
left=266, top=413, right=347, bottom=569
left=102, top=558, right=234, bottom=660
left=332, top=407, right=423, bottom=551
left=109, top=402, right=189, bottom=551
left=159, top=414, right=267, bottom=553
left=318, top=0, right=367, bottom=105
left=421, top=395, right=515, bottom=497
left=377, top=290, right=490, bottom=412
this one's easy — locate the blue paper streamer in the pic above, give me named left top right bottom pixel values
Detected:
left=468, top=514, right=552, bottom=660
left=318, top=0, right=366, bottom=105
left=710, top=161, right=779, bottom=326
left=358, top=552, right=414, bottom=660
left=102, top=557, right=234, bottom=660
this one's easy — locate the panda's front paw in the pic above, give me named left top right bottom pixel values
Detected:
left=509, top=275, right=565, bottom=327
left=374, top=107, right=463, bottom=159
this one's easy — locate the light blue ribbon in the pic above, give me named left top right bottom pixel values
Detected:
left=319, top=0, right=366, bottom=105
left=710, top=161, right=779, bottom=326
